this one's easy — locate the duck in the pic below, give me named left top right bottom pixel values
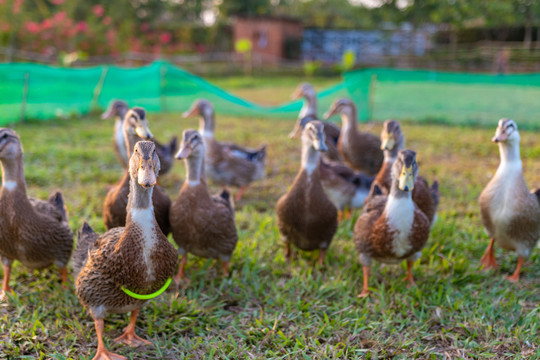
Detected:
left=354, top=150, right=431, bottom=298
left=323, top=98, right=383, bottom=176
left=364, top=120, right=439, bottom=225
left=479, top=118, right=540, bottom=282
left=73, top=141, right=178, bottom=360
left=289, top=82, right=341, bottom=162
left=0, top=128, right=73, bottom=297
left=103, top=107, right=171, bottom=235
left=183, top=99, right=266, bottom=201
left=319, top=159, right=373, bottom=222
left=276, top=121, right=338, bottom=265
left=169, top=130, right=238, bottom=285
left=102, top=99, right=178, bottom=176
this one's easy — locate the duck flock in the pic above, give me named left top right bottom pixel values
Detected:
left=0, top=82, right=538, bottom=359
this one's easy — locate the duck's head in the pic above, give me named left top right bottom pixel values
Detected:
left=380, top=120, right=404, bottom=151
left=303, top=120, right=328, bottom=152
left=323, top=98, right=355, bottom=120
left=124, top=107, right=153, bottom=140
left=492, top=118, right=519, bottom=144
left=130, top=141, right=160, bottom=189
left=182, top=99, right=214, bottom=119
left=0, top=128, right=22, bottom=161
left=102, top=100, right=129, bottom=120
left=175, top=129, right=204, bottom=160
left=291, top=82, right=315, bottom=100
left=392, top=149, right=418, bottom=192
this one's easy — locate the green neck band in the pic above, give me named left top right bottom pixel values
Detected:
left=121, top=278, right=172, bottom=300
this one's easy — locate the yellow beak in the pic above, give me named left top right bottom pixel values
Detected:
left=136, top=125, right=153, bottom=140
left=381, top=136, right=395, bottom=151
left=398, top=165, right=414, bottom=191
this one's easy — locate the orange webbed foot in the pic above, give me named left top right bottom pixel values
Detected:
left=357, top=289, right=370, bottom=298
left=480, top=238, right=498, bottom=269
left=114, top=330, right=152, bottom=348
left=92, top=348, right=127, bottom=360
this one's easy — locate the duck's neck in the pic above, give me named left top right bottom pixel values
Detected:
left=199, top=110, right=216, bottom=139
left=1, top=156, right=26, bottom=195
left=498, top=140, right=521, bottom=170
left=301, top=140, right=320, bottom=176
left=340, top=106, right=358, bottom=137
left=123, top=128, right=139, bottom=158
left=300, top=96, right=317, bottom=119
left=184, top=153, right=205, bottom=187
left=385, top=182, right=415, bottom=230
left=384, top=148, right=398, bottom=163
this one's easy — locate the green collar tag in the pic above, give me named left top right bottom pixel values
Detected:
left=121, top=278, right=172, bottom=300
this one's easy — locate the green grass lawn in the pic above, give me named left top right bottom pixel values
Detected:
left=0, top=78, right=539, bottom=359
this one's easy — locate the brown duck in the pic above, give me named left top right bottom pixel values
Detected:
left=364, top=120, right=439, bottom=225
left=0, top=128, right=73, bottom=297
left=102, top=100, right=178, bottom=176
left=324, top=98, right=383, bottom=176
left=354, top=150, right=431, bottom=297
left=183, top=99, right=266, bottom=201
left=73, top=141, right=178, bottom=360
left=103, top=107, right=171, bottom=235
left=276, top=121, right=338, bottom=265
left=289, top=82, right=341, bottom=162
left=479, top=118, right=540, bottom=282
left=169, top=130, right=238, bottom=285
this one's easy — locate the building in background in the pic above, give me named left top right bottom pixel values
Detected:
left=232, top=16, right=303, bottom=63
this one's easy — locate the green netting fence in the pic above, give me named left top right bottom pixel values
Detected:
left=1, top=61, right=540, bottom=129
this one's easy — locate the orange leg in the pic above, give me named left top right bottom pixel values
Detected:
left=344, top=207, right=352, bottom=219
left=338, top=211, right=344, bottom=223
left=284, top=243, right=292, bottom=264
left=222, top=261, right=230, bottom=277
left=358, top=266, right=370, bottom=298
left=480, top=238, right=498, bottom=269
left=93, top=318, right=127, bottom=360
left=404, top=260, right=416, bottom=288
left=174, top=254, right=189, bottom=286
left=60, top=267, right=68, bottom=288
left=506, top=256, right=524, bottom=283
left=235, top=186, right=248, bottom=202
left=114, top=309, right=152, bottom=347
left=2, top=263, right=12, bottom=294
left=317, top=249, right=326, bottom=266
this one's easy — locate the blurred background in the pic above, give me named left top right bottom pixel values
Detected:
left=2, top=0, right=540, bottom=127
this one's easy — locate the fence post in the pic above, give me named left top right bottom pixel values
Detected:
left=20, top=73, right=29, bottom=123
left=91, top=66, right=109, bottom=112
left=160, top=64, right=167, bottom=112
left=368, top=73, right=377, bottom=121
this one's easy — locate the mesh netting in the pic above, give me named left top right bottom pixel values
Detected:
left=2, top=61, right=540, bottom=129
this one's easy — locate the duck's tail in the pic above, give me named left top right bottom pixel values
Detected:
left=168, top=136, right=179, bottom=155
left=48, top=191, right=68, bottom=222
left=72, top=221, right=99, bottom=279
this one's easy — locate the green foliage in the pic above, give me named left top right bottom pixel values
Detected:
left=341, top=50, right=356, bottom=71
left=235, top=38, right=252, bottom=54
left=303, top=60, right=322, bottom=76
left=0, top=76, right=539, bottom=358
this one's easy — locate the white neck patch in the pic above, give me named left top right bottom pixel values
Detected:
left=188, top=179, right=200, bottom=186
left=130, top=207, right=156, bottom=279
left=2, top=181, right=17, bottom=191
left=385, top=194, right=415, bottom=257
left=199, top=128, right=214, bottom=138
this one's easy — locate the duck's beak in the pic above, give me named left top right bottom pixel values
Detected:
left=136, top=125, right=153, bottom=140
left=182, top=106, right=198, bottom=118
left=137, top=160, right=157, bottom=188
left=291, top=87, right=303, bottom=100
left=323, top=107, right=337, bottom=120
left=381, top=135, right=395, bottom=150
left=175, top=145, right=192, bottom=160
left=313, top=133, right=328, bottom=152
left=492, top=131, right=507, bottom=143
left=398, top=165, right=414, bottom=191
left=101, top=107, right=114, bottom=119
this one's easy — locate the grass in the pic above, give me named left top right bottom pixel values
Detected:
left=0, top=77, right=539, bottom=359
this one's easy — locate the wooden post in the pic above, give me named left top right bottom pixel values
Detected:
left=91, top=66, right=109, bottom=111
left=160, top=64, right=167, bottom=112
left=368, top=73, right=377, bottom=121
left=20, top=73, right=29, bottom=123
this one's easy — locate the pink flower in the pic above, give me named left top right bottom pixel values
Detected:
left=102, top=16, right=111, bottom=25
left=159, top=32, right=172, bottom=44
left=50, top=0, right=65, bottom=4
left=92, top=4, right=104, bottom=17
left=41, top=18, right=52, bottom=30
left=25, top=21, right=40, bottom=34
left=53, top=11, right=66, bottom=23
left=76, top=21, right=87, bottom=33
left=12, top=0, right=23, bottom=14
